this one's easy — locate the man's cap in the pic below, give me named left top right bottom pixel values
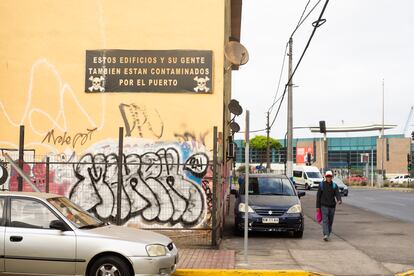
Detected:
left=325, top=170, right=333, bottom=177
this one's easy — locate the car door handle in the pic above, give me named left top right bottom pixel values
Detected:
left=10, top=236, right=23, bottom=242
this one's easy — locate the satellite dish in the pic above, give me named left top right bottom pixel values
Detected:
left=230, top=122, right=241, bottom=133
left=228, top=99, right=243, bottom=116
left=224, top=41, right=249, bottom=66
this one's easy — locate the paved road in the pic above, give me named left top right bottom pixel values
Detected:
left=341, top=188, right=414, bottom=223
left=221, top=191, right=414, bottom=276
left=304, top=188, right=414, bottom=223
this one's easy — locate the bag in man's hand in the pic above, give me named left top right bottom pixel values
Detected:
left=316, top=208, right=322, bottom=224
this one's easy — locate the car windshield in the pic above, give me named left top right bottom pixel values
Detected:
left=48, top=197, right=104, bottom=228
left=239, top=177, right=295, bottom=196
left=306, top=172, right=322, bottom=179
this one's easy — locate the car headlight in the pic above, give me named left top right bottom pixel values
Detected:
left=286, top=204, right=302, bottom=214
left=146, top=244, right=167, bottom=257
left=238, top=203, right=254, bottom=213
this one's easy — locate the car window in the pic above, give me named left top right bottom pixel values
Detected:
left=10, top=198, right=59, bottom=229
left=240, top=177, right=295, bottom=196
left=293, top=171, right=302, bottom=177
left=48, top=197, right=102, bottom=228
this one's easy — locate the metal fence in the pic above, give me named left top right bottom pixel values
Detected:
left=0, top=126, right=228, bottom=248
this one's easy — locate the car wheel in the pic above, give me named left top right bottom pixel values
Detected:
left=305, top=183, right=309, bottom=190
left=234, top=219, right=243, bottom=236
left=234, top=227, right=243, bottom=236
left=89, top=255, right=131, bottom=276
left=293, top=230, right=304, bottom=238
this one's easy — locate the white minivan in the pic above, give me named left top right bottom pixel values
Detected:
left=293, top=165, right=323, bottom=190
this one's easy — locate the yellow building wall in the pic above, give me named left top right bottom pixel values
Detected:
left=0, top=0, right=226, bottom=154
left=0, top=0, right=231, bottom=229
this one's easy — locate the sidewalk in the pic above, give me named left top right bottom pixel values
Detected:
left=176, top=249, right=331, bottom=275
left=177, top=249, right=235, bottom=269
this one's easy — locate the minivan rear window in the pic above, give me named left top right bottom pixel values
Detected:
left=239, top=177, right=295, bottom=196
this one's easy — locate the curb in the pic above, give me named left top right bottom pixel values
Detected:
left=395, top=270, right=414, bottom=276
left=350, top=186, right=414, bottom=192
left=174, top=269, right=331, bottom=276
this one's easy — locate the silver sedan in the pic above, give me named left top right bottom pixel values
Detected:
left=0, top=192, right=178, bottom=276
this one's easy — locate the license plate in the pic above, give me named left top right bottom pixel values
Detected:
left=262, top=217, right=279, bottom=224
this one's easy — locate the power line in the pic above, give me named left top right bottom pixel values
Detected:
left=245, top=91, right=285, bottom=133
left=291, top=0, right=322, bottom=38
left=268, top=0, right=322, bottom=114
left=239, top=128, right=267, bottom=134
left=269, top=0, right=329, bottom=129
left=291, top=0, right=311, bottom=37
left=268, top=43, right=288, bottom=113
left=244, top=0, right=328, bottom=134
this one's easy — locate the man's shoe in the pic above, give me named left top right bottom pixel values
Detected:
left=323, top=235, right=329, bottom=241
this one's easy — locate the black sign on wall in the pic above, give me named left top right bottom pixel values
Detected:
left=85, top=50, right=213, bottom=93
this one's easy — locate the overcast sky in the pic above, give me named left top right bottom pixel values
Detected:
left=232, top=0, right=414, bottom=140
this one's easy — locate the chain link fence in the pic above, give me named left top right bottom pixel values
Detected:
left=0, top=126, right=229, bottom=248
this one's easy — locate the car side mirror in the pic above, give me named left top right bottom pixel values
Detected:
left=50, top=220, right=68, bottom=231
left=298, top=191, right=306, bottom=198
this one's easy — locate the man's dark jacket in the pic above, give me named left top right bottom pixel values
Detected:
left=316, top=180, right=341, bottom=208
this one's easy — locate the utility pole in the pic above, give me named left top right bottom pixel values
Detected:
left=266, top=111, right=270, bottom=172
left=244, top=110, right=250, bottom=264
left=286, top=37, right=293, bottom=177
left=381, top=79, right=385, bottom=186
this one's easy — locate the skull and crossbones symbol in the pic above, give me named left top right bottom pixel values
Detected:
left=193, top=76, right=210, bottom=92
left=88, top=76, right=105, bottom=92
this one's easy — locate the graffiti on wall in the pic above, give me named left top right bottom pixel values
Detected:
left=67, top=138, right=211, bottom=228
left=41, top=128, right=97, bottom=149
left=69, top=145, right=209, bottom=227
left=3, top=139, right=211, bottom=228
left=119, top=103, right=164, bottom=139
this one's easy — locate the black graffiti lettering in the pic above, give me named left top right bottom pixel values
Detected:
left=42, top=128, right=97, bottom=148
left=201, top=179, right=213, bottom=211
left=184, top=153, right=209, bottom=178
left=119, top=103, right=164, bottom=139
left=69, top=148, right=209, bottom=226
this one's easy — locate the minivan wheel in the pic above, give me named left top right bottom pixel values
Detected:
left=234, top=223, right=243, bottom=236
left=90, top=255, right=131, bottom=276
left=293, top=230, right=304, bottom=238
left=305, top=184, right=310, bottom=190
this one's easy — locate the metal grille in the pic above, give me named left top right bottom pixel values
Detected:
left=254, top=208, right=286, bottom=217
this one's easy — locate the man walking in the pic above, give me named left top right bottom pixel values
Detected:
left=316, top=170, right=342, bottom=241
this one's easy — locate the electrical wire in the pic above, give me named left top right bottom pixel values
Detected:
left=291, top=0, right=311, bottom=37
left=239, top=128, right=267, bottom=134
left=269, top=0, right=330, bottom=130
left=291, top=0, right=322, bottom=38
left=268, top=0, right=322, bottom=114
left=268, top=43, right=288, bottom=113
left=242, top=0, right=328, bottom=134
